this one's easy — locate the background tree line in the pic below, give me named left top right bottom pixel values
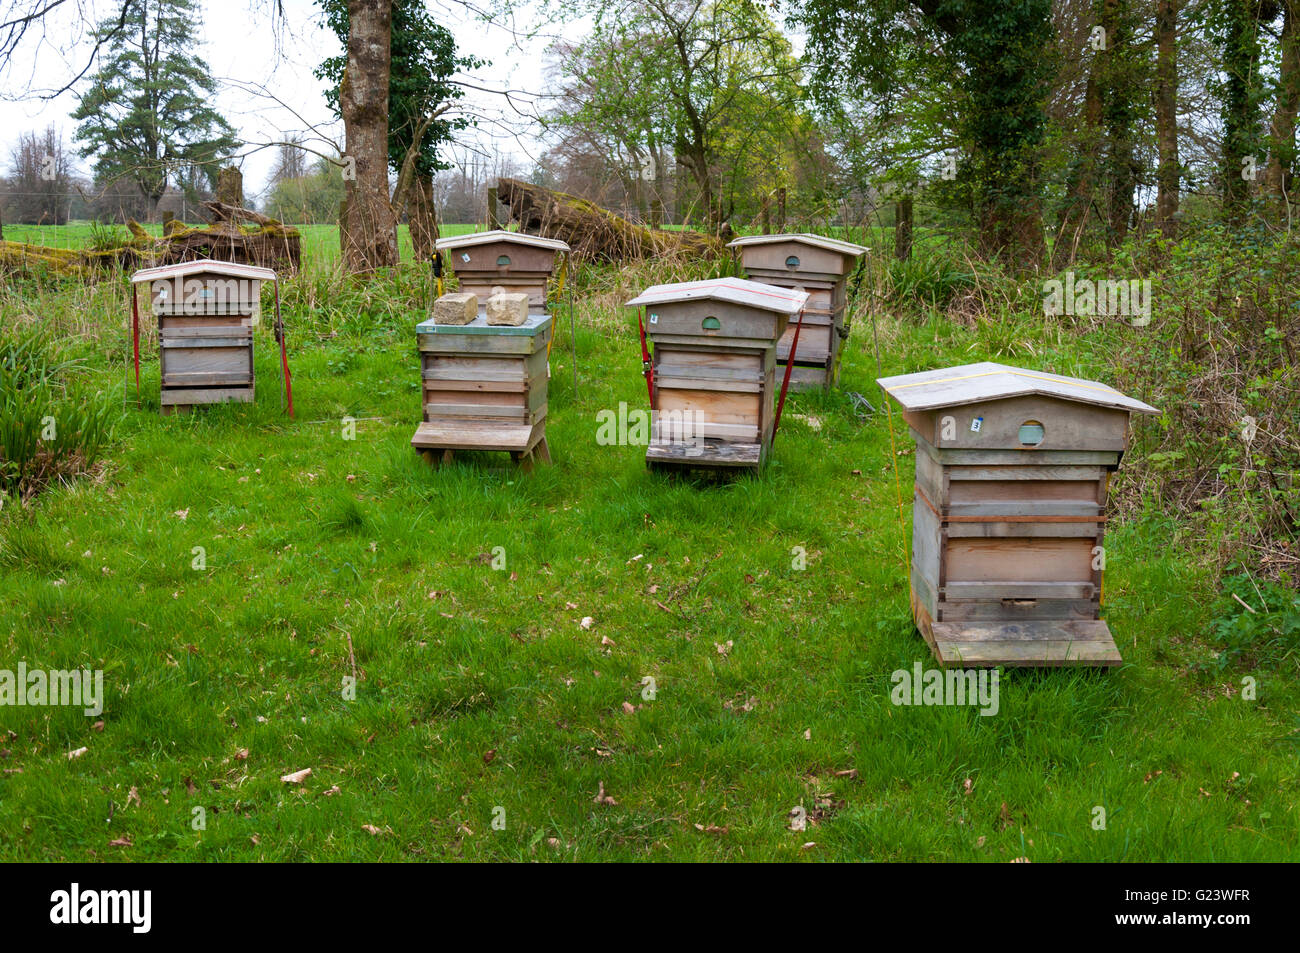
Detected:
left=2, top=0, right=1299, bottom=272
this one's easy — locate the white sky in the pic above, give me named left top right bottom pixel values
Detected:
left=0, top=0, right=570, bottom=200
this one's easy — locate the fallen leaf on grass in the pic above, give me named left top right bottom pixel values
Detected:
left=593, top=781, right=617, bottom=806
left=67, top=747, right=88, bottom=760
left=483, top=749, right=497, bottom=764
left=694, top=823, right=728, bottom=835
left=715, top=640, right=733, bottom=656
left=622, top=701, right=636, bottom=714
left=362, top=824, right=385, bottom=836
left=580, top=616, right=595, bottom=629
left=834, top=768, right=859, bottom=780
left=108, top=836, right=132, bottom=848
left=281, top=768, right=312, bottom=784
left=174, top=509, right=189, bottom=520
left=235, top=748, right=249, bottom=761
left=92, top=720, right=105, bottom=733
left=126, top=787, right=141, bottom=808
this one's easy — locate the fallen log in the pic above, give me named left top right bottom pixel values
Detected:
left=0, top=204, right=300, bottom=277
left=497, top=177, right=723, bottom=261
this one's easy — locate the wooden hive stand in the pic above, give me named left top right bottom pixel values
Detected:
left=727, top=233, right=867, bottom=391
left=877, top=362, right=1158, bottom=668
left=130, top=259, right=280, bottom=415
left=410, top=308, right=553, bottom=471
left=626, top=277, right=808, bottom=474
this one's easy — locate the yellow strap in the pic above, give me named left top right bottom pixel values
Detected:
left=889, top=368, right=1122, bottom=397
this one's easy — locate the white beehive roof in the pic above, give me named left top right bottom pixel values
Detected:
left=877, top=362, right=1158, bottom=415
left=435, top=229, right=571, bottom=253
left=626, top=277, right=809, bottom=314
left=131, top=258, right=277, bottom=284
left=726, top=232, right=868, bottom=258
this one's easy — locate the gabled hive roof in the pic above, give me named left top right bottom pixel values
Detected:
left=435, top=229, right=570, bottom=253
left=132, top=258, right=277, bottom=283
left=877, top=362, right=1158, bottom=415
left=726, top=232, right=868, bottom=257
left=626, top=276, right=808, bottom=314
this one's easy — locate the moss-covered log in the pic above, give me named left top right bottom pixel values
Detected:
left=0, top=204, right=300, bottom=277
left=497, top=177, right=723, bottom=261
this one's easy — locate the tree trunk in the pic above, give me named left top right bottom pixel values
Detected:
left=895, top=196, right=913, bottom=260
left=341, top=0, right=398, bottom=273
left=1155, top=0, right=1181, bottom=238
left=216, top=167, right=243, bottom=207
left=410, top=173, right=438, bottom=261
left=1101, top=0, right=1138, bottom=244
left=1221, top=0, right=1263, bottom=225
left=1267, top=0, right=1300, bottom=214
left=1055, top=65, right=1104, bottom=267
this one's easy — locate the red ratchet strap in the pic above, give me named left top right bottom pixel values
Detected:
left=637, top=308, right=654, bottom=403
left=771, top=308, right=805, bottom=445
left=274, top=281, right=294, bottom=418
left=131, top=287, right=141, bottom=393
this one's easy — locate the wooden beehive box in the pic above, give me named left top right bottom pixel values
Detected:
left=409, top=306, right=552, bottom=470
left=877, top=362, right=1158, bottom=668
left=132, top=259, right=275, bottom=414
left=435, top=230, right=570, bottom=308
left=727, top=233, right=867, bottom=391
left=626, top=277, right=807, bottom=472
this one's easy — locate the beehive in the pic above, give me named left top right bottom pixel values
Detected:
left=727, top=233, right=867, bottom=391
left=435, top=230, right=570, bottom=308
left=131, top=259, right=275, bottom=414
left=409, top=301, right=552, bottom=470
left=877, top=362, right=1158, bottom=667
left=626, top=277, right=807, bottom=472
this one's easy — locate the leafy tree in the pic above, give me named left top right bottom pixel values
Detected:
left=72, top=0, right=237, bottom=221
left=547, top=0, right=818, bottom=234
left=266, top=155, right=348, bottom=224
left=796, top=0, right=1057, bottom=264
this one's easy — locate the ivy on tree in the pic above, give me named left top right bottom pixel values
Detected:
left=315, top=0, right=478, bottom=183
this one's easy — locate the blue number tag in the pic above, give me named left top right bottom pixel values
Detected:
left=970, top=416, right=983, bottom=433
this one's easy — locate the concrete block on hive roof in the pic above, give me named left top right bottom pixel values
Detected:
left=433, top=292, right=479, bottom=325
left=486, top=292, right=530, bottom=326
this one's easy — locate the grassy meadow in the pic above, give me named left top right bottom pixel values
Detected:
left=0, top=223, right=1296, bottom=862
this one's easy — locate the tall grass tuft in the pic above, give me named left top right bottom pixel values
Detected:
left=0, top=324, right=120, bottom=503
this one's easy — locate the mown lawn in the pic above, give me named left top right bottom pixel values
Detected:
left=0, top=233, right=1296, bottom=861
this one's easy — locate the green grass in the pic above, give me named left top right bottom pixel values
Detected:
left=0, top=226, right=1296, bottom=862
